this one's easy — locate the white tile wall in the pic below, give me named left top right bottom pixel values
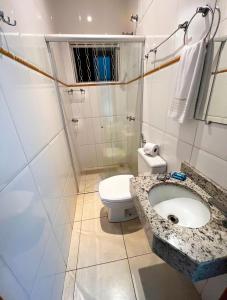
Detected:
left=30, top=131, right=70, bottom=198
left=195, top=121, right=227, bottom=161
left=0, top=167, right=51, bottom=292
left=0, top=256, right=29, bottom=300
left=137, top=0, right=227, bottom=298
left=0, top=57, right=63, bottom=161
left=0, top=2, right=78, bottom=299
left=0, top=88, right=27, bottom=191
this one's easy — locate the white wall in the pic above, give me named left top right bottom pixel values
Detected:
left=0, top=1, right=77, bottom=299
left=0, top=0, right=140, bottom=298
left=45, top=0, right=138, bottom=34
left=137, top=0, right=227, bottom=298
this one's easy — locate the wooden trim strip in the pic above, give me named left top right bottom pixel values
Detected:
left=0, top=47, right=67, bottom=86
left=0, top=46, right=180, bottom=87
left=212, top=68, right=227, bottom=75
left=143, top=56, right=181, bottom=78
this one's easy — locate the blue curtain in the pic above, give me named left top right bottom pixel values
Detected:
left=97, top=56, right=111, bottom=81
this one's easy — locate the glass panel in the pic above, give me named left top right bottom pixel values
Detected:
left=49, top=40, right=144, bottom=185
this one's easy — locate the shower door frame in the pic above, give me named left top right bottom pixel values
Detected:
left=45, top=34, right=145, bottom=184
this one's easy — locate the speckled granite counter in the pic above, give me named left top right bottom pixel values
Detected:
left=130, top=165, right=227, bottom=282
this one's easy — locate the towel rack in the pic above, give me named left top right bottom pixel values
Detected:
left=145, top=21, right=188, bottom=59
left=145, top=5, right=221, bottom=59
left=66, top=88, right=85, bottom=95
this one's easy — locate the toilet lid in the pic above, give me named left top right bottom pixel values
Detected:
left=99, top=174, right=134, bottom=202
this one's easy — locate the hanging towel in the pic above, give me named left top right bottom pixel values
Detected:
left=168, top=39, right=206, bottom=123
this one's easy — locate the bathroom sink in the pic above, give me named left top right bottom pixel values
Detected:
left=148, top=183, right=210, bottom=228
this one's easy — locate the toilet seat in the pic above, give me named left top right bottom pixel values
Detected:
left=99, top=174, right=134, bottom=202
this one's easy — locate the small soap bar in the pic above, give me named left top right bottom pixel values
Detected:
left=171, top=171, right=187, bottom=181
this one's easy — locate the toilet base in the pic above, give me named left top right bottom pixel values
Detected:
left=107, top=206, right=138, bottom=222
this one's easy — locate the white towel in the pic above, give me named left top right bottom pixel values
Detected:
left=168, top=39, right=206, bottom=123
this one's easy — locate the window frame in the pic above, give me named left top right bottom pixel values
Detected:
left=69, top=43, right=120, bottom=83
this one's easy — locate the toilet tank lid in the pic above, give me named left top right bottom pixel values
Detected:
left=138, top=148, right=166, bottom=168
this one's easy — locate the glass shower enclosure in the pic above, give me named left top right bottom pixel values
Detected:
left=46, top=35, right=144, bottom=190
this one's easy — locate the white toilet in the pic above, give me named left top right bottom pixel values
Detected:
left=99, top=148, right=167, bottom=222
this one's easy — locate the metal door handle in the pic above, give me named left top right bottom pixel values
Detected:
left=126, top=116, right=135, bottom=121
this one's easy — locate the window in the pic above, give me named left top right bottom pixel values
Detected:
left=71, top=44, right=119, bottom=83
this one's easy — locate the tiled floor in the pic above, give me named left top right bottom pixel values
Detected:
left=62, top=170, right=201, bottom=300
left=78, top=165, right=131, bottom=193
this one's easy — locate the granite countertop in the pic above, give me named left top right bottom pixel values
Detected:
left=130, top=175, right=227, bottom=264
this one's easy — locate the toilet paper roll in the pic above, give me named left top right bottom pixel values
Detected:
left=143, top=142, right=159, bottom=156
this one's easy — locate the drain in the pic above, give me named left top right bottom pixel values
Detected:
left=167, top=214, right=179, bottom=224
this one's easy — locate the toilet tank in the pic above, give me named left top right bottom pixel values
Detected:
left=138, top=148, right=166, bottom=175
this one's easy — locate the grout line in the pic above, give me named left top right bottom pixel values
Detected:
left=191, top=145, right=227, bottom=163
left=75, top=257, right=129, bottom=271
left=67, top=251, right=154, bottom=273
left=120, top=222, right=138, bottom=300
left=0, top=255, right=30, bottom=299
left=0, top=127, right=64, bottom=193
left=74, top=208, right=83, bottom=272
left=189, top=121, right=199, bottom=163
left=77, top=190, right=98, bottom=195
left=80, top=215, right=108, bottom=222
left=120, top=222, right=129, bottom=258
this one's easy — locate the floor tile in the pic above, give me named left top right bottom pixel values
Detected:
left=62, top=271, right=76, bottom=300
left=77, top=217, right=127, bottom=268
left=67, top=222, right=81, bottom=271
left=78, top=180, right=85, bottom=193
left=74, top=260, right=136, bottom=300
left=82, top=192, right=107, bottom=220
left=74, top=195, right=84, bottom=222
left=129, top=253, right=200, bottom=300
left=121, top=218, right=151, bottom=257
left=84, top=178, right=100, bottom=193
left=85, top=172, right=103, bottom=181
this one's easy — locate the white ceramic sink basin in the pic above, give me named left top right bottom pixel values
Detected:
left=148, top=184, right=210, bottom=228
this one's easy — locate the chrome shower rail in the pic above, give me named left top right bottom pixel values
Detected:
left=45, top=34, right=145, bottom=43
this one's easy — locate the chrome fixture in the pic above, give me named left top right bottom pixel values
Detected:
left=126, top=116, right=135, bottom=121
left=167, top=214, right=179, bottom=224
left=71, top=118, right=79, bottom=123
left=145, top=21, right=188, bottom=59
left=122, top=32, right=134, bottom=35
left=67, top=88, right=85, bottom=95
left=130, top=14, right=138, bottom=23
left=0, top=10, right=16, bottom=26
left=145, top=5, right=221, bottom=59
left=156, top=174, right=170, bottom=182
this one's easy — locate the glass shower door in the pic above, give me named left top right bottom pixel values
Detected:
left=48, top=39, right=144, bottom=184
